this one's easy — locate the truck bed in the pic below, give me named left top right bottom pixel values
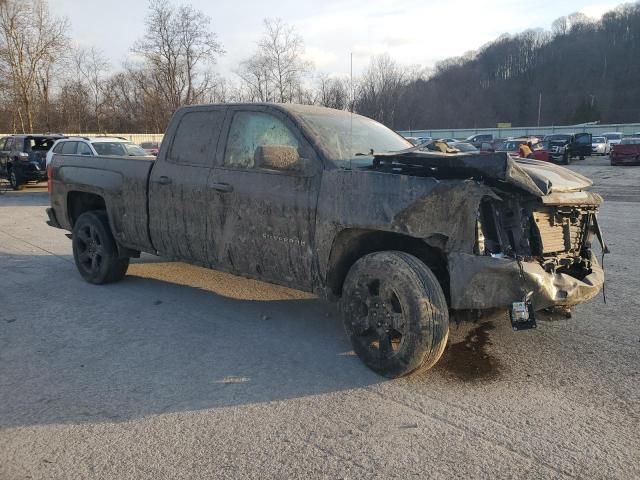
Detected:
left=50, top=155, right=156, bottom=251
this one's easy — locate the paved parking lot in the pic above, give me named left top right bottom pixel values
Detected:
left=1, top=156, right=639, bottom=479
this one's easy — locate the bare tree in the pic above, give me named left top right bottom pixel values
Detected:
left=74, top=47, right=110, bottom=132
left=316, top=74, right=349, bottom=110
left=132, top=0, right=224, bottom=114
left=238, top=18, right=311, bottom=104
left=0, top=0, right=69, bottom=132
left=355, top=54, right=407, bottom=126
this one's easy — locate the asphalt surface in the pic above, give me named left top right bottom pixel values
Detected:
left=1, top=156, right=639, bottom=479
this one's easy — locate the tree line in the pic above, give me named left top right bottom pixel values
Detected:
left=1, top=0, right=639, bottom=134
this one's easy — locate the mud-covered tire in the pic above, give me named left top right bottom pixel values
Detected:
left=8, top=168, right=24, bottom=190
left=340, top=251, right=449, bottom=378
left=72, top=211, right=129, bottom=284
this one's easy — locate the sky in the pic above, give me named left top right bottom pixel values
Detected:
left=48, top=0, right=624, bottom=79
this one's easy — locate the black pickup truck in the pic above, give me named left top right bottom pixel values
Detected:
left=47, top=104, right=607, bottom=377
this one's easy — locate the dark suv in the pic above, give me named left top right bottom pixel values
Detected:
left=464, top=133, right=493, bottom=149
left=544, top=133, right=592, bottom=164
left=0, top=134, right=63, bottom=190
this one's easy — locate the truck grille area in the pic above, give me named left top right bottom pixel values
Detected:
left=478, top=196, right=598, bottom=269
left=531, top=207, right=587, bottom=256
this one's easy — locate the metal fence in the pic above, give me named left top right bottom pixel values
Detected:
left=0, top=133, right=165, bottom=144
left=397, top=123, right=640, bottom=140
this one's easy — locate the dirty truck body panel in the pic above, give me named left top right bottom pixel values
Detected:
left=48, top=103, right=605, bottom=313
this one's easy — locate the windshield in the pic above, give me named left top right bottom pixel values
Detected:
left=92, top=142, right=148, bottom=156
left=547, top=135, right=571, bottom=142
left=298, top=112, right=411, bottom=165
left=592, top=137, right=605, bottom=143
left=604, top=133, right=622, bottom=140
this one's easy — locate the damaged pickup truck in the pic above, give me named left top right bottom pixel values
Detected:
left=46, top=104, right=607, bottom=378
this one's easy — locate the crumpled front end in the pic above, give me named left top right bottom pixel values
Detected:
left=449, top=189, right=606, bottom=310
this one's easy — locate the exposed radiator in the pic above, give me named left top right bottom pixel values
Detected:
left=532, top=208, right=585, bottom=255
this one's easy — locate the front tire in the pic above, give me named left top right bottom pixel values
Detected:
left=340, top=251, right=449, bottom=378
left=72, top=211, right=129, bottom=284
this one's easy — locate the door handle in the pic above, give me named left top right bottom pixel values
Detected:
left=155, top=176, right=171, bottom=185
left=210, top=182, right=234, bottom=193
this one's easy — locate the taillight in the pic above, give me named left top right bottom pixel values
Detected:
left=47, top=163, right=52, bottom=194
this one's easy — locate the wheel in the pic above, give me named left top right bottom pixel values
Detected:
left=8, top=167, right=24, bottom=190
left=72, top=211, right=129, bottom=284
left=579, top=155, right=585, bottom=160
left=340, top=251, right=449, bottom=378
left=562, top=153, right=570, bottom=165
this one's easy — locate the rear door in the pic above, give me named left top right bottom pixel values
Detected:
left=207, top=106, right=321, bottom=289
left=148, top=106, right=227, bottom=262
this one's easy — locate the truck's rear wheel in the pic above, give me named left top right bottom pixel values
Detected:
left=340, top=251, right=449, bottom=378
left=72, top=211, right=129, bottom=284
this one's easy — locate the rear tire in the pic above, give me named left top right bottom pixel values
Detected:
left=8, top=167, right=24, bottom=190
left=72, top=211, right=129, bottom=284
left=340, top=251, right=449, bottom=378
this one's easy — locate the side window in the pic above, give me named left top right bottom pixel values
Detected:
left=52, top=142, right=64, bottom=153
left=0, top=138, right=6, bottom=150
left=61, top=142, right=78, bottom=155
left=77, top=142, right=92, bottom=155
left=169, top=109, right=225, bottom=165
left=224, top=111, right=299, bottom=168
left=5, top=138, right=15, bottom=150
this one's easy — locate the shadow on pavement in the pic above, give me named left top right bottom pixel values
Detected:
left=0, top=190, right=50, bottom=207
left=0, top=254, right=382, bottom=428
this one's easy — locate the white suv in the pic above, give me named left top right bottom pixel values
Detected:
left=46, top=136, right=151, bottom=166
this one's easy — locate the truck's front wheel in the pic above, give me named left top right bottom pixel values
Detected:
left=72, top=211, right=129, bottom=284
left=340, top=251, right=449, bottom=378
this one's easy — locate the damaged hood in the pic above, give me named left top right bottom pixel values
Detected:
left=371, top=151, right=592, bottom=196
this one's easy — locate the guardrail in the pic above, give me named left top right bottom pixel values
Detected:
left=398, top=123, right=640, bottom=140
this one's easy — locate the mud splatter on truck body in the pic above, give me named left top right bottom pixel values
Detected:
left=46, top=103, right=607, bottom=377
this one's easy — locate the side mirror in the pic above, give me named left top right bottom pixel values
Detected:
left=255, top=145, right=308, bottom=173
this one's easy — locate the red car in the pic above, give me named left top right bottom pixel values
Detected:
left=140, top=141, right=160, bottom=156
left=610, top=138, right=640, bottom=166
left=494, top=138, right=550, bottom=162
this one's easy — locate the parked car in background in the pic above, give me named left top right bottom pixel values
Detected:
left=140, top=141, right=160, bottom=156
left=450, top=142, right=478, bottom=152
left=494, top=137, right=550, bottom=161
left=610, top=137, right=640, bottom=166
left=544, top=133, right=592, bottom=164
left=46, top=136, right=153, bottom=166
left=0, top=134, right=63, bottom=190
left=602, top=132, right=623, bottom=146
left=465, top=133, right=493, bottom=148
left=591, top=136, right=611, bottom=155
left=437, top=138, right=458, bottom=144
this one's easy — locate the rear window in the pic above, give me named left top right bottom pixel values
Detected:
left=621, top=138, right=640, bottom=145
left=169, top=109, right=225, bottom=165
left=27, top=137, right=56, bottom=151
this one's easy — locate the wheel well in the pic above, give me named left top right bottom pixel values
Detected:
left=326, top=229, right=449, bottom=299
left=67, top=191, right=106, bottom=227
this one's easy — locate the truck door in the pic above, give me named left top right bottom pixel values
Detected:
left=148, top=107, right=227, bottom=262
left=574, top=133, right=592, bottom=158
left=207, top=107, right=321, bottom=289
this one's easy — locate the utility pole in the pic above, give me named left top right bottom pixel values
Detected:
left=537, top=92, right=542, bottom=127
